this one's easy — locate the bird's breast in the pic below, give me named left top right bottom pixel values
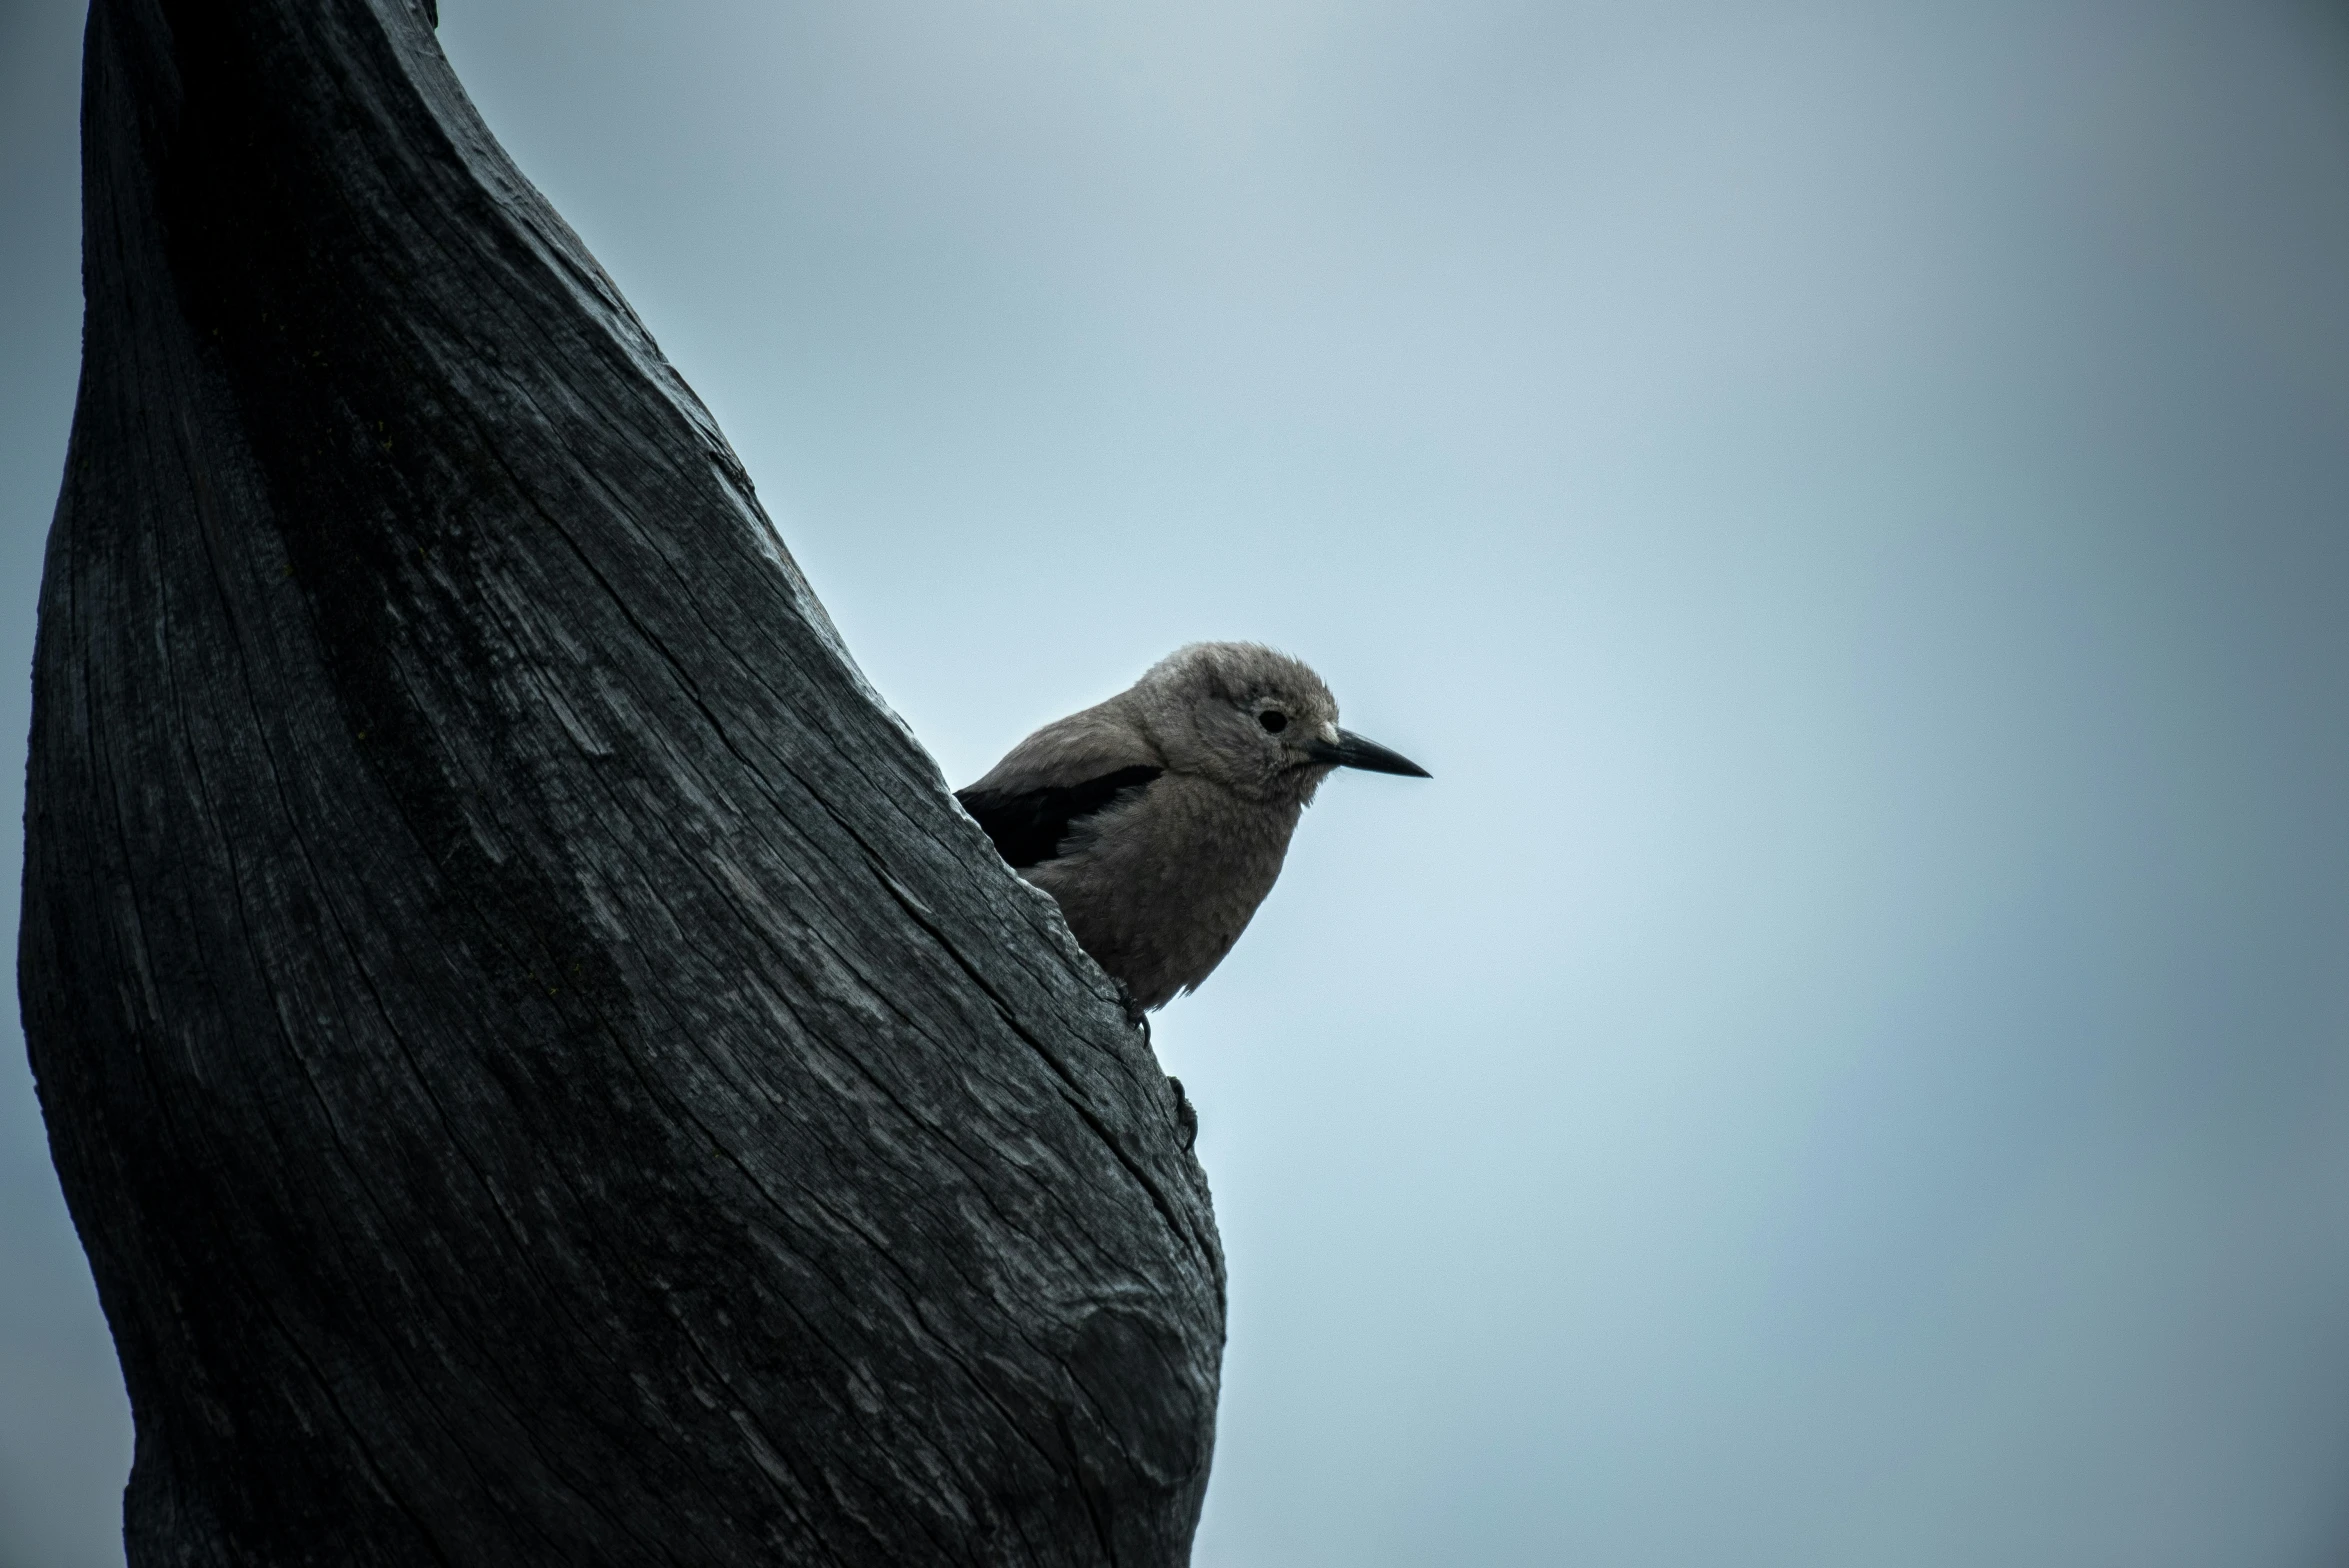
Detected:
left=1027, top=775, right=1304, bottom=1009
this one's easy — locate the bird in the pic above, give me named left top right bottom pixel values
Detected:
left=956, top=642, right=1429, bottom=1016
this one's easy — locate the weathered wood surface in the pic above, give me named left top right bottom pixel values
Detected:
left=20, top=1, right=1223, bottom=1562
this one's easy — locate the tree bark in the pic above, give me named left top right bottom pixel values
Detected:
left=20, top=1, right=1223, bottom=1563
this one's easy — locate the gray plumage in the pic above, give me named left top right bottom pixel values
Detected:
left=957, top=642, right=1429, bottom=1012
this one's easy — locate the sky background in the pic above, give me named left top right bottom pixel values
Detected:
left=6, top=1, right=2349, bottom=1564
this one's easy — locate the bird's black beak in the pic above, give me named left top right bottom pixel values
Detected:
left=1305, top=728, right=1431, bottom=778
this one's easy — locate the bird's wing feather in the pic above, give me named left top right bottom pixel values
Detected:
left=956, top=707, right=1164, bottom=869
left=956, top=766, right=1163, bottom=869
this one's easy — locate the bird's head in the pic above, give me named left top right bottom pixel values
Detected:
left=1127, top=641, right=1430, bottom=803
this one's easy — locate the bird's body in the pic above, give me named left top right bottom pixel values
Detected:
left=957, top=643, right=1427, bottom=1011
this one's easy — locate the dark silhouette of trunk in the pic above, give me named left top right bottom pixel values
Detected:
left=20, top=1, right=1223, bottom=1562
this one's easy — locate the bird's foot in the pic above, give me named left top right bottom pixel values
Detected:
left=1167, top=1075, right=1198, bottom=1151
left=1115, top=980, right=1152, bottom=1046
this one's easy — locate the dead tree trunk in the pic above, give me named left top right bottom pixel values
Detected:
left=20, top=1, right=1223, bottom=1562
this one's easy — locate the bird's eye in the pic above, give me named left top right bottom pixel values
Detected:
left=1258, top=710, right=1288, bottom=733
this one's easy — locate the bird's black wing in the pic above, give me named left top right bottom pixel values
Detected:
left=956, top=766, right=1163, bottom=869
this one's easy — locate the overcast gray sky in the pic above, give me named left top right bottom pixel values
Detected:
left=7, top=3, right=2349, bottom=1565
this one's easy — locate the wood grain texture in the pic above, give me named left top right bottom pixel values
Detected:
left=20, top=2, right=1224, bottom=1562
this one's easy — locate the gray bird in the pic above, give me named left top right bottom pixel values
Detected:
left=956, top=642, right=1429, bottom=1014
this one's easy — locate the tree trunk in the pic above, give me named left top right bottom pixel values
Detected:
left=20, top=2, right=1223, bottom=1563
